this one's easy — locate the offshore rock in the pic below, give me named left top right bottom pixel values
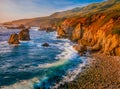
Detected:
left=42, top=43, right=50, bottom=47
left=8, top=33, right=19, bottom=44
left=19, top=28, right=30, bottom=41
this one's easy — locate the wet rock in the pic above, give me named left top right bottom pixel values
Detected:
left=19, top=28, right=30, bottom=41
left=46, top=27, right=55, bottom=32
left=42, top=43, right=50, bottom=47
left=115, top=47, right=120, bottom=56
left=8, top=33, right=19, bottom=44
left=73, top=44, right=87, bottom=56
left=57, top=26, right=66, bottom=38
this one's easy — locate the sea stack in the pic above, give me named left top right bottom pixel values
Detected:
left=8, top=33, right=19, bottom=44
left=19, top=28, right=30, bottom=41
left=8, top=27, right=30, bottom=45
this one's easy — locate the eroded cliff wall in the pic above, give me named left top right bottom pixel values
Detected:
left=57, top=12, right=120, bottom=56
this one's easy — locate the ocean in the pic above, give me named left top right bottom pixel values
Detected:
left=0, top=27, right=89, bottom=89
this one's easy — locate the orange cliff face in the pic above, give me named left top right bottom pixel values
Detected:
left=57, top=12, right=120, bottom=56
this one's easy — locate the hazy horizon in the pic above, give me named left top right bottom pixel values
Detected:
left=0, top=0, right=104, bottom=23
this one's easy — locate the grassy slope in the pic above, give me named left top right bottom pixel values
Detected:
left=4, top=0, right=120, bottom=27
left=4, top=0, right=120, bottom=88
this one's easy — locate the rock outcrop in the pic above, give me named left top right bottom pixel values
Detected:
left=46, top=27, right=56, bottom=32
left=57, top=26, right=66, bottom=38
left=5, top=24, right=25, bottom=29
left=39, top=25, right=56, bottom=32
left=19, top=28, right=30, bottom=41
left=8, top=34, right=19, bottom=44
left=57, top=12, right=120, bottom=56
left=42, top=43, right=50, bottom=47
left=8, top=27, right=30, bottom=45
left=73, top=44, right=87, bottom=56
left=72, top=23, right=83, bottom=41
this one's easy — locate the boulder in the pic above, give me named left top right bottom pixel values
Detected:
left=73, top=44, right=87, bottom=56
left=8, top=34, right=19, bottom=44
left=42, top=43, right=50, bottom=47
left=19, top=28, right=30, bottom=41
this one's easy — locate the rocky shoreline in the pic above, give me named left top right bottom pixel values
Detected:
left=4, top=1, right=120, bottom=56
left=55, top=9, right=120, bottom=89
left=57, top=53, right=120, bottom=89
left=1, top=0, right=120, bottom=89
left=57, top=12, right=120, bottom=56
left=6, top=11, right=120, bottom=88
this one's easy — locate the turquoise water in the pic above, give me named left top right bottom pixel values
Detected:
left=0, top=28, right=88, bottom=89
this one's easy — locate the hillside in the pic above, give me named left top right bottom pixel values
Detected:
left=4, top=0, right=120, bottom=27
left=2, top=1, right=120, bottom=88
left=56, top=1, right=120, bottom=87
left=57, top=0, right=120, bottom=56
left=3, top=0, right=120, bottom=56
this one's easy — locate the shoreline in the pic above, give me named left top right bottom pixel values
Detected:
left=0, top=30, right=89, bottom=89
left=58, top=53, right=120, bottom=89
left=0, top=28, right=120, bottom=89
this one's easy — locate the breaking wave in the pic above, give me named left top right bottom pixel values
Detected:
left=0, top=29, right=90, bottom=89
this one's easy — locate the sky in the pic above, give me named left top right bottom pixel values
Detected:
left=0, top=0, right=105, bottom=23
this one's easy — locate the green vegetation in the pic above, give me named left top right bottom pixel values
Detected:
left=112, top=28, right=120, bottom=35
left=55, top=18, right=66, bottom=27
left=5, top=0, right=120, bottom=27
left=95, top=10, right=120, bottom=34
left=4, top=0, right=120, bottom=88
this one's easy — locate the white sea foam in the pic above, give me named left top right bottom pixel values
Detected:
left=1, top=75, right=49, bottom=89
left=19, top=41, right=31, bottom=43
left=52, top=57, right=91, bottom=89
left=0, top=41, right=8, bottom=45
left=38, top=42, right=77, bottom=68
left=0, top=35, right=90, bottom=89
left=0, top=41, right=12, bottom=53
left=1, top=42, right=78, bottom=89
left=1, top=77, right=39, bottom=89
left=30, top=27, right=40, bottom=31
left=0, top=49, right=11, bottom=54
left=0, top=63, right=12, bottom=70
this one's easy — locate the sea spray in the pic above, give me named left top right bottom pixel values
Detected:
left=38, top=42, right=76, bottom=68
left=0, top=29, right=89, bottom=89
left=52, top=57, right=90, bottom=89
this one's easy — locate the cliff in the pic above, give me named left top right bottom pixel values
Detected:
left=4, top=0, right=120, bottom=56
left=4, top=0, right=120, bottom=27
left=57, top=10, right=120, bottom=56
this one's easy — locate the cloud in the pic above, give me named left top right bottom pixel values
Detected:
left=0, top=0, right=56, bottom=22
left=0, top=0, right=104, bottom=23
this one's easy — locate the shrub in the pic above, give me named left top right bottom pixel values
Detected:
left=112, top=28, right=120, bottom=35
